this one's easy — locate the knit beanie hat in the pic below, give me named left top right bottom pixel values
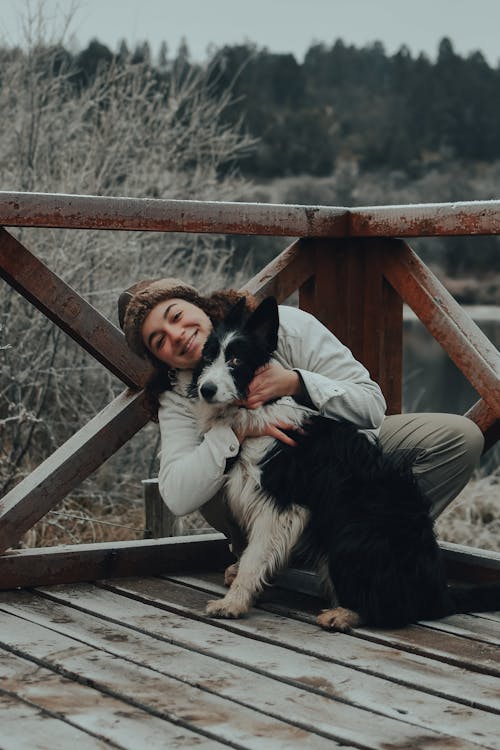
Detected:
left=118, top=277, right=199, bottom=358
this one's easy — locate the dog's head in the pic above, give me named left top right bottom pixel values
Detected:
left=190, top=296, right=279, bottom=405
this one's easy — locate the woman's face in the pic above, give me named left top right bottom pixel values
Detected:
left=141, top=297, right=212, bottom=369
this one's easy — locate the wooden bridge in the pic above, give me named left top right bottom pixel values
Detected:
left=0, top=191, right=499, bottom=748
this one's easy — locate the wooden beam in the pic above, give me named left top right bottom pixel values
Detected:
left=4, top=191, right=500, bottom=238
left=276, top=542, right=500, bottom=593
left=300, top=238, right=403, bottom=415
left=0, top=534, right=233, bottom=589
left=0, top=229, right=151, bottom=389
left=240, top=239, right=315, bottom=301
left=349, top=200, right=500, bottom=236
left=382, top=240, right=500, bottom=417
left=0, top=533, right=497, bottom=590
left=0, top=390, right=149, bottom=554
left=0, top=191, right=349, bottom=237
left=441, top=541, right=500, bottom=584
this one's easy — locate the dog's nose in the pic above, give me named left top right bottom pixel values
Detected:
left=200, top=382, right=217, bottom=401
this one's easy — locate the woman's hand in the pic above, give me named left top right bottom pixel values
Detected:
left=239, top=362, right=301, bottom=409
left=234, top=419, right=299, bottom=447
left=233, top=362, right=304, bottom=446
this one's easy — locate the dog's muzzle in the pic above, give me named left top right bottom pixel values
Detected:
left=200, top=381, right=218, bottom=402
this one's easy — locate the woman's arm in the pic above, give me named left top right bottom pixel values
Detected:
left=251, top=306, right=387, bottom=429
left=157, top=391, right=240, bottom=516
left=157, top=389, right=301, bottom=517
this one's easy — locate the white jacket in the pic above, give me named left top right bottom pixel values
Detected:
left=157, top=305, right=386, bottom=516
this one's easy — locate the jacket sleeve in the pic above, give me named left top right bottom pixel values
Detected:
left=277, top=306, right=386, bottom=429
left=156, top=391, right=239, bottom=516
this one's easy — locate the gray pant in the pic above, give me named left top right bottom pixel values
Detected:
left=200, top=413, right=485, bottom=557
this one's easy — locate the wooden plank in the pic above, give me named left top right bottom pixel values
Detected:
left=0, top=390, right=150, bottom=554
left=0, top=592, right=490, bottom=750
left=381, top=240, right=500, bottom=418
left=441, top=541, right=500, bottom=584
left=0, top=691, right=114, bottom=750
left=159, top=573, right=500, bottom=678
left=418, top=614, right=500, bottom=646
left=0, top=190, right=349, bottom=237
left=349, top=200, right=500, bottom=236
left=0, top=228, right=151, bottom=389
left=2, top=531, right=499, bottom=592
left=31, top=582, right=500, bottom=718
left=0, top=650, right=223, bottom=749
left=0, top=534, right=232, bottom=589
left=470, top=611, right=500, bottom=624
left=241, top=239, right=315, bottom=302
left=0, top=609, right=347, bottom=750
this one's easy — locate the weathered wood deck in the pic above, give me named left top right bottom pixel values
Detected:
left=2, top=559, right=500, bottom=749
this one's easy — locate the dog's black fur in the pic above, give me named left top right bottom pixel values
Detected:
left=191, top=295, right=500, bottom=629
left=261, top=416, right=500, bottom=628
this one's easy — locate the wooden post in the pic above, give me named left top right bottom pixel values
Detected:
left=299, top=238, right=403, bottom=415
left=143, top=479, right=178, bottom=538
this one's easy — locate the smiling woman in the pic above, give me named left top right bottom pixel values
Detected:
left=142, top=298, right=212, bottom=368
left=118, top=276, right=484, bottom=568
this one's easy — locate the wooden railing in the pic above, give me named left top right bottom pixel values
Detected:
left=0, top=191, right=499, bottom=588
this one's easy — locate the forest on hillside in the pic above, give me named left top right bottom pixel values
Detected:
left=2, top=32, right=500, bottom=289
left=4, top=34, right=499, bottom=176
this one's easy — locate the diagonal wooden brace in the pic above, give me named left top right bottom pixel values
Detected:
left=381, top=240, right=500, bottom=417
left=0, top=228, right=151, bottom=388
left=0, top=390, right=149, bottom=554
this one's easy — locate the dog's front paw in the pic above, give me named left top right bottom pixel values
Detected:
left=316, top=607, right=361, bottom=632
left=205, top=596, right=248, bottom=619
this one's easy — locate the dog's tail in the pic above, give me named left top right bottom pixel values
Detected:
left=447, top=582, right=500, bottom=615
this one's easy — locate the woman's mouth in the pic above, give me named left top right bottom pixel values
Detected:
left=181, top=331, right=196, bottom=355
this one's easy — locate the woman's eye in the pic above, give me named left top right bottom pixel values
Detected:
left=228, top=357, right=241, bottom=367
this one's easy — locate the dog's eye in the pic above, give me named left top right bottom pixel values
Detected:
left=227, top=357, right=241, bottom=368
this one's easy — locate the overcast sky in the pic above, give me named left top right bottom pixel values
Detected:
left=2, top=0, right=500, bottom=65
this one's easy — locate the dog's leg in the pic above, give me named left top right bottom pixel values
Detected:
left=206, top=505, right=309, bottom=618
left=315, top=555, right=338, bottom=606
left=316, top=607, right=363, bottom=632
left=312, top=556, right=362, bottom=632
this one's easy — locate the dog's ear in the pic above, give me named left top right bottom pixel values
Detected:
left=244, top=296, right=279, bottom=353
left=224, top=296, right=249, bottom=328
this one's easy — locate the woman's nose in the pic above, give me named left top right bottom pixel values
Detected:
left=168, top=322, right=184, bottom=344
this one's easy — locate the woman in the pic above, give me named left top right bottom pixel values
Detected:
left=119, top=276, right=484, bottom=558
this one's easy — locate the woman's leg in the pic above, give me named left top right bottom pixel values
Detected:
left=378, top=413, right=484, bottom=519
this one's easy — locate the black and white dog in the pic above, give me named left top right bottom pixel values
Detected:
left=181, top=296, right=500, bottom=630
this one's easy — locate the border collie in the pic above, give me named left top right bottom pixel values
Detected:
left=182, top=296, right=500, bottom=630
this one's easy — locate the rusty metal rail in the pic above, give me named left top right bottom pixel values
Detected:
left=0, top=191, right=499, bottom=587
